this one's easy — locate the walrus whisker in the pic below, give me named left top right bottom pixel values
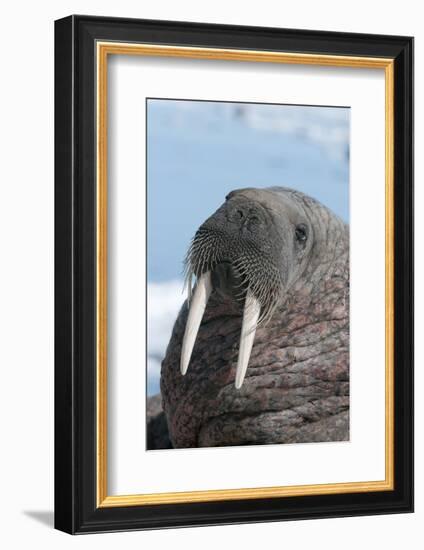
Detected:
left=180, top=271, right=212, bottom=376
left=182, top=220, right=285, bottom=386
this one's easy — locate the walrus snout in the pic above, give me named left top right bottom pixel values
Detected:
left=180, top=191, right=287, bottom=388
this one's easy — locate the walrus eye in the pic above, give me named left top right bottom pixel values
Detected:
left=295, top=224, right=308, bottom=244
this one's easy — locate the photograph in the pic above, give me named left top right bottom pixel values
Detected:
left=146, top=98, right=350, bottom=450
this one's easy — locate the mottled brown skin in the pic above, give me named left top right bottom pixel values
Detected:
left=159, top=187, right=349, bottom=448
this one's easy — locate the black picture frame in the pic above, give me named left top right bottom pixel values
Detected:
left=55, top=14, right=414, bottom=534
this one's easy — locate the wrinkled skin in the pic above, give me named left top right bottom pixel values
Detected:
left=157, top=187, right=349, bottom=448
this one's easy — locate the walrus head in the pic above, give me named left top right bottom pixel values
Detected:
left=182, top=187, right=316, bottom=388
left=160, top=187, right=349, bottom=448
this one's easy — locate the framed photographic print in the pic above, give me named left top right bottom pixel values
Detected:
left=54, top=15, right=414, bottom=534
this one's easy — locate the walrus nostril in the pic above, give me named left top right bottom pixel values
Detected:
left=228, top=202, right=263, bottom=229
left=228, top=204, right=247, bottom=223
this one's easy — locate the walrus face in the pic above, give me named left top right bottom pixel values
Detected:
left=181, top=188, right=314, bottom=388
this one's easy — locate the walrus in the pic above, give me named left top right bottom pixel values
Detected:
left=150, top=187, right=349, bottom=449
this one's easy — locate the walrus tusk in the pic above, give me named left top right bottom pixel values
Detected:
left=180, top=271, right=212, bottom=375
left=235, top=290, right=261, bottom=389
